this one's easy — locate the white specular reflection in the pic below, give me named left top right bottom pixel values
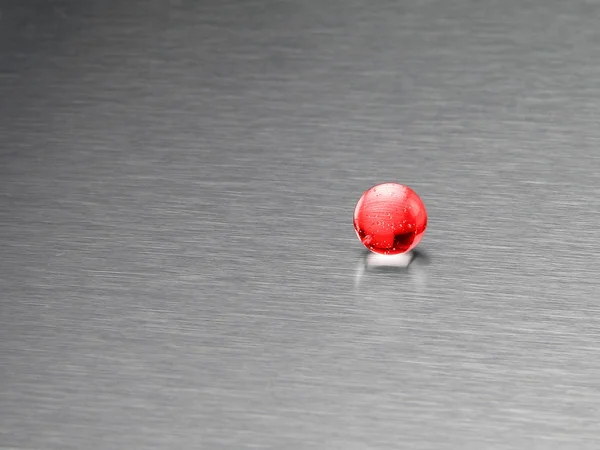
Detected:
left=354, top=250, right=428, bottom=291
left=365, top=252, right=414, bottom=268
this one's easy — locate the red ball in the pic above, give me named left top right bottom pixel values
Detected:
left=353, top=183, right=427, bottom=255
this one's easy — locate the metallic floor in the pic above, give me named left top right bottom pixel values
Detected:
left=2, top=1, right=600, bottom=448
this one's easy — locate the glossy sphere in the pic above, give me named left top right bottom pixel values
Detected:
left=353, top=183, right=427, bottom=255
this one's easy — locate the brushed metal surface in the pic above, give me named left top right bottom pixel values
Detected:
left=2, top=0, right=600, bottom=448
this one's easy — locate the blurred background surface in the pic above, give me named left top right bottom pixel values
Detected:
left=2, top=0, right=600, bottom=448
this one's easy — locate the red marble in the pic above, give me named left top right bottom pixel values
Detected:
left=353, top=183, right=427, bottom=255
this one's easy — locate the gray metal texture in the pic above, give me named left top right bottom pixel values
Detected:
left=2, top=0, right=600, bottom=448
